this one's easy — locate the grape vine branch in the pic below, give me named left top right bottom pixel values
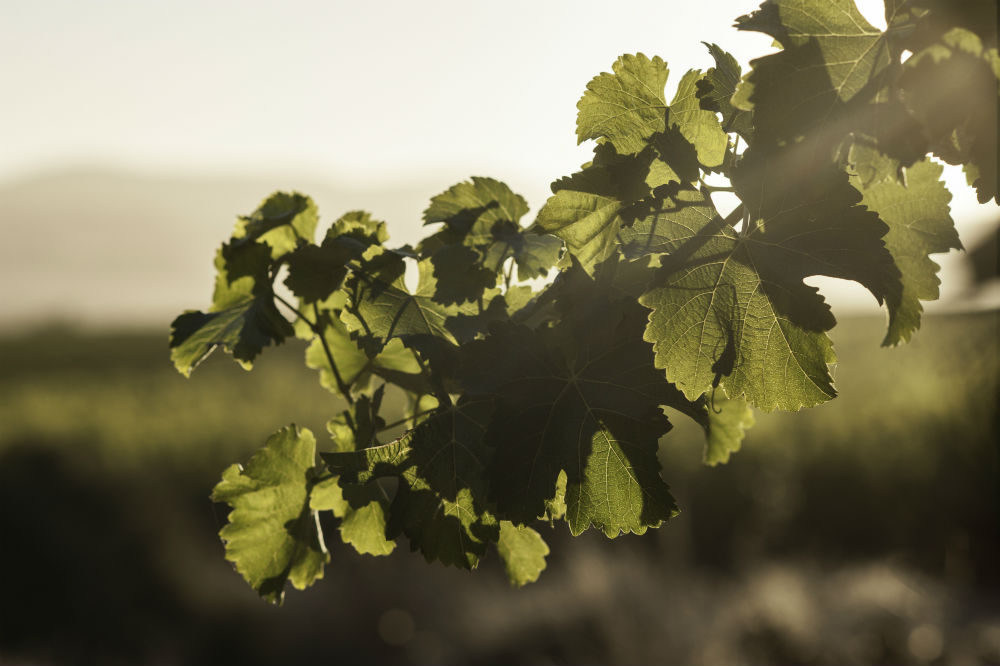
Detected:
left=169, top=0, right=997, bottom=603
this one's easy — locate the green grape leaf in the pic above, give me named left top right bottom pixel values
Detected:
left=341, top=247, right=474, bottom=352
left=170, top=241, right=292, bottom=376
left=389, top=398, right=498, bottom=568
left=535, top=148, right=670, bottom=274
left=847, top=148, right=962, bottom=345
left=421, top=178, right=562, bottom=301
left=311, top=477, right=395, bottom=557
left=423, top=176, right=529, bottom=242
left=308, top=475, right=344, bottom=510
left=316, top=391, right=397, bottom=557
left=649, top=130, right=701, bottom=187
left=543, top=471, right=568, bottom=522
left=325, top=399, right=500, bottom=569
left=403, top=398, right=493, bottom=504
left=660, top=381, right=756, bottom=466
left=443, top=287, right=533, bottom=345
left=698, top=43, right=753, bottom=139
left=328, top=387, right=387, bottom=452
left=617, top=187, right=721, bottom=261
left=733, top=0, right=895, bottom=147
left=211, top=426, right=329, bottom=604
left=640, top=155, right=900, bottom=411
left=330, top=210, right=390, bottom=246
left=337, top=489, right=395, bottom=556
left=535, top=165, right=633, bottom=273
left=897, top=27, right=1000, bottom=203
left=426, top=242, right=501, bottom=305
left=701, top=390, right=756, bottom=466
left=670, top=69, right=728, bottom=168
left=577, top=53, right=669, bottom=155
left=322, top=433, right=413, bottom=485
left=515, top=232, right=565, bottom=280
left=306, top=311, right=421, bottom=398
left=233, top=192, right=318, bottom=260
left=283, top=242, right=353, bottom=304
left=497, top=522, right=549, bottom=587
left=388, top=474, right=498, bottom=569
left=537, top=99, right=709, bottom=275
left=285, top=212, right=387, bottom=305
left=465, top=294, right=678, bottom=535
left=483, top=226, right=564, bottom=282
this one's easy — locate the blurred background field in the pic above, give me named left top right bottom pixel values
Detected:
left=0, top=311, right=997, bottom=665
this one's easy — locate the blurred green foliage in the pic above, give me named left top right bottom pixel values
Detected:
left=0, top=312, right=996, bottom=665
left=0, top=327, right=336, bottom=471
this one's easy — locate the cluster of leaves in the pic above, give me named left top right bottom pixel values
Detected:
left=170, top=0, right=992, bottom=603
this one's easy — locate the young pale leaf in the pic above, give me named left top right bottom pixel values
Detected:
left=232, top=192, right=318, bottom=260
left=847, top=149, right=962, bottom=345
left=170, top=242, right=292, bottom=376
left=211, top=426, right=328, bottom=605
left=544, top=471, right=568, bottom=522
left=497, top=522, right=549, bottom=587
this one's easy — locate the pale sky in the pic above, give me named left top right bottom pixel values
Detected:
left=0, top=0, right=778, bottom=190
left=1, top=0, right=996, bottom=327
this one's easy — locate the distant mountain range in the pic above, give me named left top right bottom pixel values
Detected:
left=2, top=166, right=995, bottom=333
left=0, top=166, right=450, bottom=330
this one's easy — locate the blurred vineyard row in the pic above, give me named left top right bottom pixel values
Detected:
left=0, top=312, right=997, bottom=665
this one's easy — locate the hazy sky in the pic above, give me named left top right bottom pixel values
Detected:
left=2, top=0, right=988, bottom=210
left=1, top=0, right=996, bottom=326
left=1, top=1, right=779, bottom=190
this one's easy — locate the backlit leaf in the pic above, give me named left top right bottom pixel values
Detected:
left=233, top=192, right=318, bottom=260
left=640, top=155, right=900, bottom=411
left=170, top=242, right=292, bottom=376
left=670, top=69, right=728, bottom=167
left=497, top=522, right=549, bottom=586
left=211, top=426, right=328, bottom=604
left=464, top=287, right=678, bottom=535
left=341, top=248, right=475, bottom=352
left=577, top=53, right=669, bottom=155
left=847, top=148, right=962, bottom=345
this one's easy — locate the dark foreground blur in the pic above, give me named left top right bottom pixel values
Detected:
left=0, top=313, right=997, bottom=665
